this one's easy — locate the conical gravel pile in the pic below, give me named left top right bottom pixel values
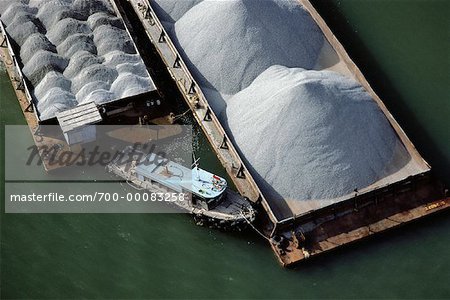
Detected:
left=222, top=65, right=405, bottom=201
left=172, top=0, right=324, bottom=94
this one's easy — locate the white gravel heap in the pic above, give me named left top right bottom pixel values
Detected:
left=71, top=64, right=118, bottom=94
left=34, top=71, right=71, bottom=99
left=0, top=0, right=154, bottom=120
left=20, top=33, right=56, bottom=64
left=63, top=50, right=105, bottom=78
left=92, top=24, right=135, bottom=56
left=22, top=50, right=69, bottom=85
left=87, top=12, right=124, bottom=30
left=46, top=18, right=91, bottom=46
left=222, top=65, right=401, bottom=201
left=37, top=87, right=78, bottom=120
left=153, top=0, right=202, bottom=23
left=171, top=0, right=324, bottom=94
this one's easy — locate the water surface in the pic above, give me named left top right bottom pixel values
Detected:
left=1, top=1, right=449, bottom=298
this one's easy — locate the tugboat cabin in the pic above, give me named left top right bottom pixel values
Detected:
left=134, top=153, right=227, bottom=210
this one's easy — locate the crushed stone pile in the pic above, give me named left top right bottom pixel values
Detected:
left=153, top=0, right=202, bottom=23
left=71, top=64, right=118, bottom=94
left=1, top=3, right=38, bottom=26
left=34, top=71, right=71, bottom=99
left=63, top=51, right=105, bottom=78
left=150, top=0, right=407, bottom=204
left=20, top=33, right=56, bottom=64
left=0, top=0, right=154, bottom=120
left=0, top=1, right=29, bottom=15
left=37, top=88, right=77, bottom=120
left=57, top=33, right=97, bottom=58
left=222, top=65, right=403, bottom=201
left=110, top=73, right=153, bottom=98
left=171, top=0, right=324, bottom=94
left=22, top=50, right=69, bottom=85
left=46, top=18, right=91, bottom=45
left=87, top=12, right=124, bottom=30
left=93, top=25, right=135, bottom=56
left=76, top=81, right=111, bottom=104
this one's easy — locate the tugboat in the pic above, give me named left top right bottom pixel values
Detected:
left=107, top=146, right=256, bottom=230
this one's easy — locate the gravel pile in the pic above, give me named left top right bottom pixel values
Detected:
left=37, top=88, right=77, bottom=120
left=0, top=1, right=29, bottom=15
left=76, top=81, right=111, bottom=104
left=222, top=66, right=401, bottom=201
left=153, top=0, right=202, bottom=23
left=20, top=33, right=56, bottom=64
left=46, top=18, right=91, bottom=45
left=93, top=25, right=135, bottom=56
left=171, top=0, right=324, bottom=94
left=1, top=0, right=154, bottom=120
left=22, top=50, right=69, bottom=85
left=63, top=51, right=105, bottom=78
left=57, top=33, right=97, bottom=58
left=87, top=12, right=124, bottom=30
left=34, top=71, right=71, bottom=99
left=71, top=64, right=118, bottom=93
left=111, top=73, right=153, bottom=98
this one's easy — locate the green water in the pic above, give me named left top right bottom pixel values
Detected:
left=1, top=1, right=449, bottom=298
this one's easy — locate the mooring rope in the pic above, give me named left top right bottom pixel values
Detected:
left=239, top=212, right=271, bottom=242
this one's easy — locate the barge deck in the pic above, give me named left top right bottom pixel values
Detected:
left=123, top=0, right=449, bottom=266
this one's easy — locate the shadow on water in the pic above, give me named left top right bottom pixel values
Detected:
left=312, top=0, right=450, bottom=185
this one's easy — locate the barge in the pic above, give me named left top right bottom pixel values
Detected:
left=0, top=0, right=163, bottom=171
left=1, top=0, right=448, bottom=266
left=122, top=0, right=449, bottom=266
